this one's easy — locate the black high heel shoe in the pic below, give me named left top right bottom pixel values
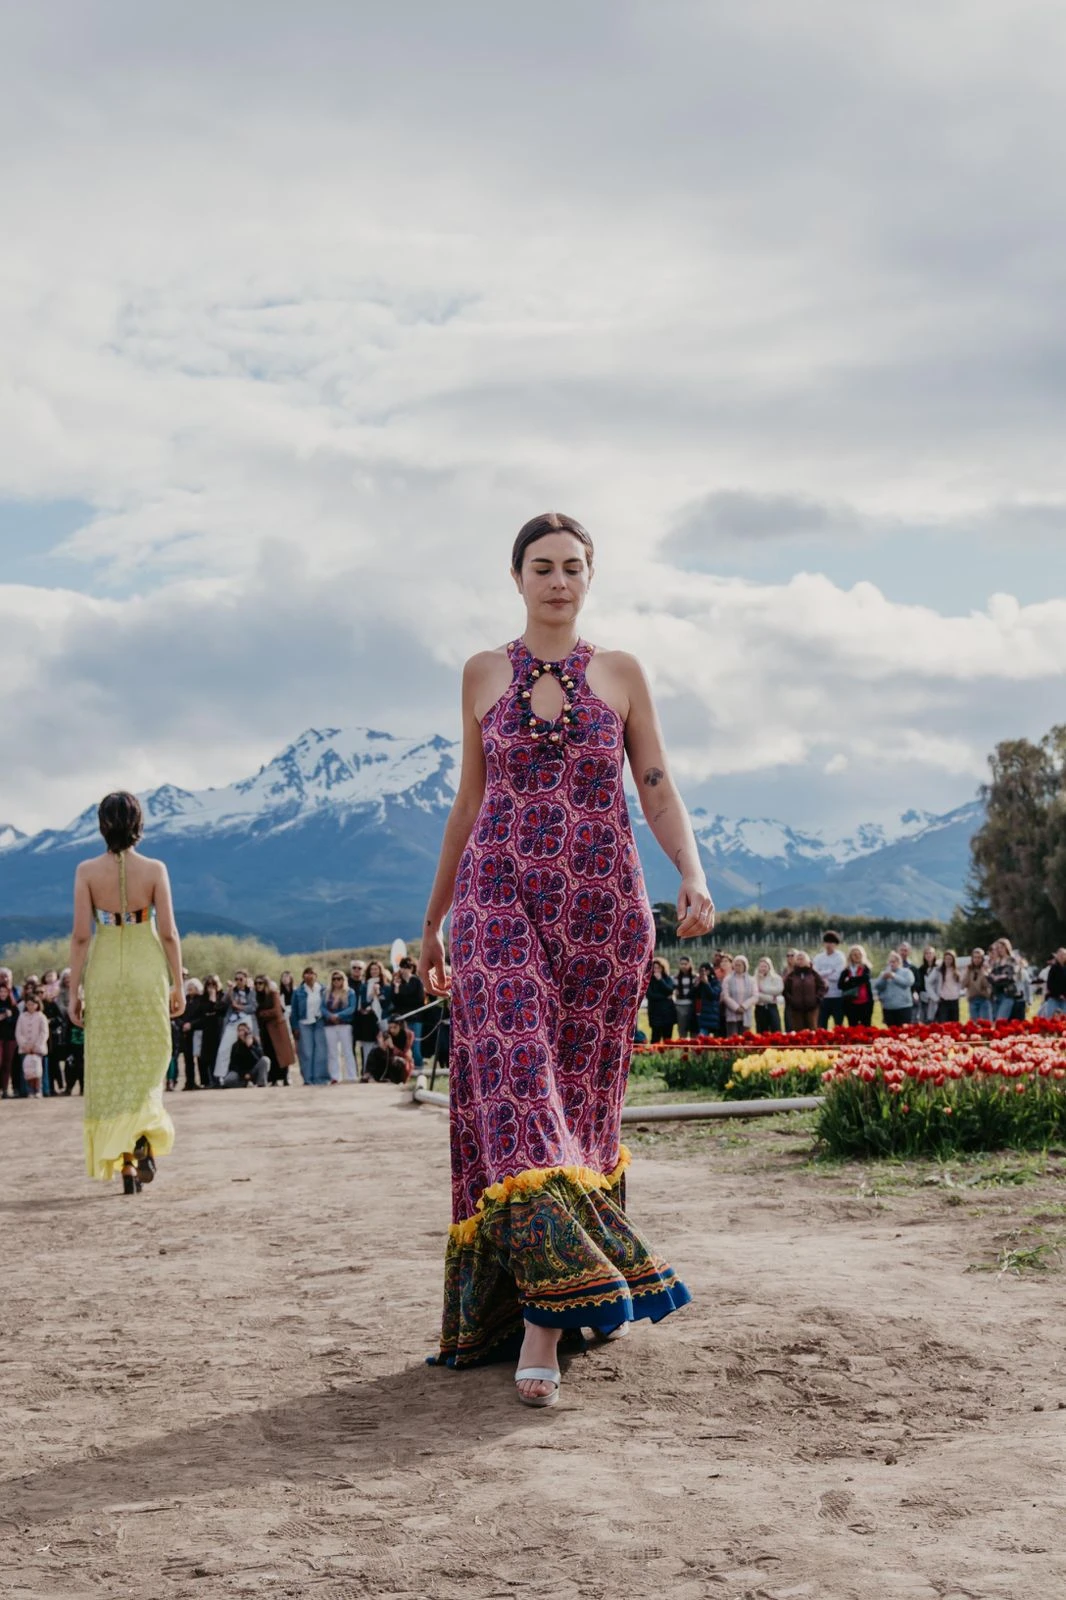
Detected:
left=133, top=1137, right=156, bottom=1185
left=121, top=1156, right=142, bottom=1195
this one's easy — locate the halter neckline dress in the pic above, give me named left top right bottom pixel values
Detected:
left=436, top=636, right=691, bottom=1366
left=83, top=851, right=175, bottom=1180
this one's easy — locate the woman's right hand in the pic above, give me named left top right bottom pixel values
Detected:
left=419, top=931, right=450, bottom=997
left=169, top=986, right=185, bottom=1018
left=69, top=995, right=84, bottom=1028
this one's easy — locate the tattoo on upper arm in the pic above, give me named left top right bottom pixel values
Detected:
left=643, top=767, right=665, bottom=788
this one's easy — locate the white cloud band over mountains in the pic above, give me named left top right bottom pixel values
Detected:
left=1, top=1, right=1064, bottom=834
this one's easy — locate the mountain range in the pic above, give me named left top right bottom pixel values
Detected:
left=0, top=727, right=983, bottom=948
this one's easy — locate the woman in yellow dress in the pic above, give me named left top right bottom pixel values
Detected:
left=68, top=793, right=185, bottom=1194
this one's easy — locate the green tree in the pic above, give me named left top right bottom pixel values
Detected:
left=969, top=726, right=1066, bottom=956
left=944, top=869, right=1004, bottom=953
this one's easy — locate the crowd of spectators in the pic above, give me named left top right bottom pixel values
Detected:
left=0, top=954, right=448, bottom=1100
left=2, top=935, right=1064, bottom=1101
left=643, top=932, right=1066, bottom=1042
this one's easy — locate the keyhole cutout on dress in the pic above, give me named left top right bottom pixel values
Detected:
left=529, top=673, right=566, bottom=722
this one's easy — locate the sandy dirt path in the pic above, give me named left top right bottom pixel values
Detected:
left=1, top=1084, right=1064, bottom=1600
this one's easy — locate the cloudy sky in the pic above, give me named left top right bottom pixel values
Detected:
left=2, top=0, right=1065, bottom=837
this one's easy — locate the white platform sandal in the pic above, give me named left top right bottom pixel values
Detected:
left=581, top=1323, right=630, bottom=1344
left=515, top=1366, right=561, bottom=1408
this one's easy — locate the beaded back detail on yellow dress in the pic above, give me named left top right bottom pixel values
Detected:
left=83, top=851, right=175, bottom=1181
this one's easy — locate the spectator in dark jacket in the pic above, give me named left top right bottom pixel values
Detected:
left=1041, top=948, right=1066, bottom=1019
left=0, top=976, right=18, bottom=1098
left=180, top=979, right=204, bottom=1089
left=673, top=955, right=698, bottom=1038
left=198, top=976, right=226, bottom=1086
left=391, top=958, right=426, bottom=1067
left=645, top=959, right=677, bottom=1044
left=782, top=953, right=828, bottom=1032
left=838, top=945, right=875, bottom=1027
left=694, top=962, right=721, bottom=1036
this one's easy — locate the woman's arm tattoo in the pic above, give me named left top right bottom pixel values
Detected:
left=643, top=767, right=665, bottom=787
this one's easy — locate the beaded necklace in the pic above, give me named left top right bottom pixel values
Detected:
left=513, top=639, right=582, bottom=744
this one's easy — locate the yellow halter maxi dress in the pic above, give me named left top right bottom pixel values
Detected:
left=83, top=852, right=175, bottom=1180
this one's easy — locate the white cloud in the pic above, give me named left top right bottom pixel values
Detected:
left=0, top=1, right=1063, bottom=831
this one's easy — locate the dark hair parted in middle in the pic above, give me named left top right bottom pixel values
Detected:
left=97, top=791, right=144, bottom=854
left=511, top=512, right=594, bottom=575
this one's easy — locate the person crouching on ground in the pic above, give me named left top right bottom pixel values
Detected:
left=16, top=994, right=49, bottom=1098
left=223, top=1022, right=268, bottom=1086
left=874, top=952, right=915, bottom=1028
left=782, top=952, right=827, bottom=1032
left=364, top=1022, right=413, bottom=1084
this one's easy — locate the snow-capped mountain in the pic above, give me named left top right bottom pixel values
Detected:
left=32, top=729, right=458, bottom=851
left=0, top=825, right=26, bottom=851
left=0, top=726, right=983, bottom=946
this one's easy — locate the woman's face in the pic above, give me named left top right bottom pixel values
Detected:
left=756, top=959, right=769, bottom=976
left=651, top=961, right=664, bottom=977
left=367, top=962, right=381, bottom=980
left=888, top=953, right=901, bottom=971
left=512, top=531, right=591, bottom=624
left=924, top=946, right=936, bottom=963
left=331, top=974, right=345, bottom=988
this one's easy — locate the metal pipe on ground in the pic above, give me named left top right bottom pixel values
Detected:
left=409, top=1081, right=822, bottom=1120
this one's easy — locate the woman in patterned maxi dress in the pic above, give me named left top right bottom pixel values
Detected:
left=419, top=513, right=715, bottom=1404
left=68, top=793, right=186, bottom=1192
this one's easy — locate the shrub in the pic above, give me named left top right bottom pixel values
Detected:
left=651, top=1048, right=744, bottom=1092
left=723, top=1048, right=834, bottom=1100
left=817, top=1033, right=1066, bottom=1158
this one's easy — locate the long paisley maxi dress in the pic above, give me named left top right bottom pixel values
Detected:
left=436, top=637, right=691, bottom=1366
left=83, top=853, right=175, bottom=1180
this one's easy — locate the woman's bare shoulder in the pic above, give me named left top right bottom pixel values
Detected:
left=591, top=645, right=644, bottom=675
left=463, top=644, right=511, bottom=676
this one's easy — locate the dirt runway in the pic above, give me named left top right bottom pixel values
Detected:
left=1, top=1084, right=1064, bottom=1599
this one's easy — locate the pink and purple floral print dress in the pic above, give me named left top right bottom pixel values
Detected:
left=436, top=637, right=690, bottom=1366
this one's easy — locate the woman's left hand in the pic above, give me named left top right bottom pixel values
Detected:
left=676, top=875, right=715, bottom=940
left=169, top=986, right=185, bottom=1018
left=69, top=995, right=84, bottom=1027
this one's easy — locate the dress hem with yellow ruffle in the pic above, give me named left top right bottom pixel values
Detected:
left=84, top=1100, right=175, bottom=1183
left=431, top=1144, right=691, bottom=1368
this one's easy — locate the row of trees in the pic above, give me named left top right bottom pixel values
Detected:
left=653, top=903, right=945, bottom=949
